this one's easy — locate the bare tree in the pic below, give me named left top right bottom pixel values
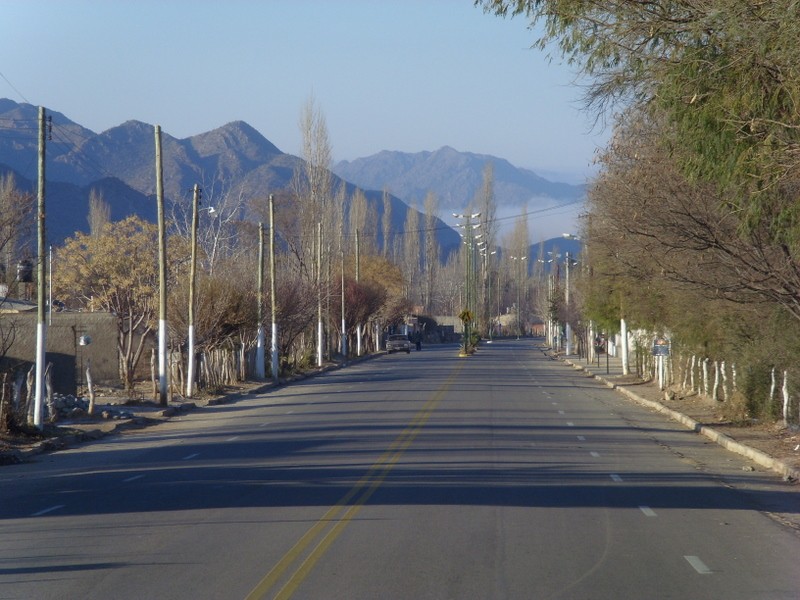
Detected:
left=476, top=162, right=498, bottom=333
left=402, top=202, right=421, bottom=305
left=291, top=95, right=335, bottom=281
left=87, top=188, right=110, bottom=236
left=423, top=191, right=439, bottom=312
left=0, top=174, right=33, bottom=288
left=382, top=187, right=393, bottom=259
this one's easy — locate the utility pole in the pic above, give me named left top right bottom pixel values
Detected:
left=33, top=106, right=46, bottom=429
left=355, top=229, right=361, bottom=356
left=340, top=244, right=347, bottom=362
left=317, top=222, right=323, bottom=367
left=269, top=195, right=279, bottom=383
left=154, top=125, right=168, bottom=406
left=186, top=184, right=200, bottom=397
left=256, top=223, right=266, bottom=379
left=565, top=252, right=572, bottom=355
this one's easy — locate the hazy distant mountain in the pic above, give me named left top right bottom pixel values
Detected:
left=333, top=146, right=586, bottom=210
left=0, top=100, right=459, bottom=252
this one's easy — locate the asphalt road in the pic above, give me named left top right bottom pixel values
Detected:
left=1, top=339, right=798, bottom=599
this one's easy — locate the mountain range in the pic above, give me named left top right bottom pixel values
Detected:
left=333, top=146, right=585, bottom=211
left=0, top=99, right=582, bottom=259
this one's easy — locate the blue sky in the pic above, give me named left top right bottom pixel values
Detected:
left=1, top=0, right=607, bottom=185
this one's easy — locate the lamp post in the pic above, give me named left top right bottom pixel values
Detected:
left=187, top=185, right=215, bottom=397
left=561, top=251, right=578, bottom=356
left=453, top=212, right=481, bottom=352
left=479, top=246, right=496, bottom=341
left=562, top=233, right=581, bottom=356
left=510, top=255, right=527, bottom=339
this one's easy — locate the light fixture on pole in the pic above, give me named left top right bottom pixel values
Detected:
left=187, top=186, right=216, bottom=397
left=561, top=233, right=581, bottom=357
left=453, top=213, right=481, bottom=353
left=510, top=255, right=527, bottom=339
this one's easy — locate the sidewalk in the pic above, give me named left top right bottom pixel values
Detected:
left=555, top=349, right=800, bottom=483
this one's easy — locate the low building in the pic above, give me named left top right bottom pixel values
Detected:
left=0, top=309, right=118, bottom=395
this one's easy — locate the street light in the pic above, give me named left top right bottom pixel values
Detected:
left=561, top=233, right=582, bottom=358
left=510, top=255, right=527, bottom=339
left=479, top=248, right=496, bottom=341
left=187, top=184, right=216, bottom=397
left=453, top=213, right=481, bottom=353
left=563, top=252, right=579, bottom=355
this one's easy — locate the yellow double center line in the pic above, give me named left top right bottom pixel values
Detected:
left=245, top=362, right=463, bottom=600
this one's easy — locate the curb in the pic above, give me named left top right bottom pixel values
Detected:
left=566, top=359, right=800, bottom=482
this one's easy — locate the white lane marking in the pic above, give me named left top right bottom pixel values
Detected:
left=684, top=556, right=712, bottom=574
left=590, top=451, right=600, bottom=458
left=558, top=410, right=565, bottom=415
left=259, top=422, right=270, bottom=427
left=610, top=474, right=623, bottom=482
left=639, top=506, right=657, bottom=517
left=286, top=411, right=295, bottom=414
left=551, top=402, right=558, bottom=406
left=577, top=435, right=586, bottom=441
left=566, top=422, right=574, bottom=427
left=32, top=504, right=65, bottom=517
left=183, top=453, right=200, bottom=460
left=226, top=436, right=240, bottom=442
left=123, top=474, right=144, bottom=483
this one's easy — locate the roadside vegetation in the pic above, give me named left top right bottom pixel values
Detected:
left=480, top=0, right=800, bottom=425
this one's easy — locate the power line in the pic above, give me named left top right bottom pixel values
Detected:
left=0, top=70, right=30, bottom=104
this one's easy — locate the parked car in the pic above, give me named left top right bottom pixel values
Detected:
left=386, top=334, right=411, bottom=354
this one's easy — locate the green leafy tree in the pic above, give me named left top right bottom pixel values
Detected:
left=478, top=0, right=800, bottom=239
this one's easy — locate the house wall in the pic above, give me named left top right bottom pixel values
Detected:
left=0, top=311, right=118, bottom=395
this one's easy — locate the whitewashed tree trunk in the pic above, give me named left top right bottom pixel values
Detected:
left=770, top=367, right=776, bottom=406
left=721, top=361, right=729, bottom=402
left=682, top=355, right=690, bottom=390
left=782, top=370, right=789, bottom=426
left=44, top=363, right=54, bottom=422
left=732, top=363, right=737, bottom=392
left=150, top=348, right=158, bottom=402
left=712, top=361, right=720, bottom=401
left=25, top=366, right=35, bottom=425
left=702, top=358, right=710, bottom=397
left=86, top=359, right=96, bottom=416
left=690, top=355, right=696, bottom=393
left=620, top=319, right=629, bottom=375
left=13, top=370, right=23, bottom=413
